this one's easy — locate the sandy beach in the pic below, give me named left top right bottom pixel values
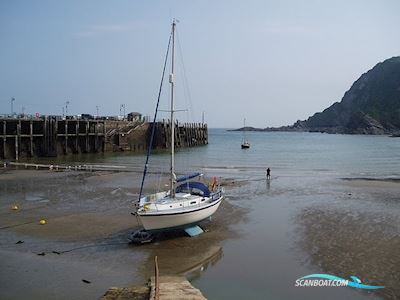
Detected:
left=297, top=178, right=400, bottom=299
left=1, top=165, right=400, bottom=299
left=0, top=168, right=246, bottom=299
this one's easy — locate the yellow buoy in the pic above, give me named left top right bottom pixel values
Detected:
left=39, top=219, right=47, bottom=225
left=11, top=205, right=19, bottom=211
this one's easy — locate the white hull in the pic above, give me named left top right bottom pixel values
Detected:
left=138, top=196, right=223, bottom=231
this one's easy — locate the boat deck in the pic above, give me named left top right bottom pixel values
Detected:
left=141, top=192, right=211, bottom=214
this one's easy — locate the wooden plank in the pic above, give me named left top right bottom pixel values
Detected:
left=149, top=276, right=206, bottom=300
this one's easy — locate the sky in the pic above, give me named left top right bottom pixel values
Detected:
left=0, top=0, right=399, bottom=128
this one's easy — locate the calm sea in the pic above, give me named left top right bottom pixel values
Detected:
left=97, top=128, right=400, bottom=179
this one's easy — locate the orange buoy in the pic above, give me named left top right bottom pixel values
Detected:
left=39, top=219, right=47, bottom=225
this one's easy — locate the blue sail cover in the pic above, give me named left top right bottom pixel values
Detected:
left=176, top=181, right=210, bottom=197
left=176, top=172, right=201, bottom=183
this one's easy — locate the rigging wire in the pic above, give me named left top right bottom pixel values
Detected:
left=176, top=28, right=196, bottom=123
left=137, top=28, right=173, bottom=205
left=175, top=28, right=198, bottom=179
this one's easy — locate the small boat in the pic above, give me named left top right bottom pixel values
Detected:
left=241, top=141, right=250, bottom=149
left=135, top=20, right=224, bottom=232
left=241, top=118, right=250, bottom=149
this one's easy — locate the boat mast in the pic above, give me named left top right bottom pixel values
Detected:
left=170, top=19, right=176, bottom=198
left=243, top=118, right=246, bottom=142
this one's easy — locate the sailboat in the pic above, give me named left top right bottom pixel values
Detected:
left=135, top=20, right=224, bottom=232
left=241, top=118, right=250, bottom=149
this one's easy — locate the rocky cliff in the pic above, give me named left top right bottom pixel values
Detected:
left=295, top=56, right=400, bottom=134
left=235, top=57, right=400, bottom=134
left=293, top=57, right=400, bottom=134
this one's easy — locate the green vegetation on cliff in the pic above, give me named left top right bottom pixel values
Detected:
left=234, top=57, right=400, bottom=135
left=295, top=56, right=400, bottom=134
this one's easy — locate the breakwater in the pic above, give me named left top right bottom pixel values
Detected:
left=152, top=119, right=208, bottom=149
left=0, top=117, right=208, bottom=160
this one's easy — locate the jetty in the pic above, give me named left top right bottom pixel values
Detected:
left=0, top=115, right=208, bottom=160
left=101, top=276, right=206, bottom=300
left=100, top=257, right=206, bottom=300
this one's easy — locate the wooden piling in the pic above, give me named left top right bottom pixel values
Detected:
left=2, top=120, right=6, bottom=159
left=15, top=121, right=20, bottom=161
left=64, top=120, right=67, bottom=154
left=0, top=117, right=206, bottom=159
left=30, top=120, right=33, bottom=157
left=154, top=256, right=160, bottom=300
left=86, top=121, right=89, bottom=153
left=75, top=121, right=79, bottom=153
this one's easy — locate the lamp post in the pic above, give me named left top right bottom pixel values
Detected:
left=96, top=105, right=99, bottom=117
left=65, top=101, right=70, bottom=116
left=11, top=97, right=15, bottom=115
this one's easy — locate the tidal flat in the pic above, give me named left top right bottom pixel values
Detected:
left=0, top=162, right=399, bottom=299
left=297, top=178, right=400, bottom=299
left=0, top=169, right=246, bottom=299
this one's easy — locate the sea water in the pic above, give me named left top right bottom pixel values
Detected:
left=101, top=128, right=400, bottom=179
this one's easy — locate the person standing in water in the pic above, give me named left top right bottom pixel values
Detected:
left=266, top=167, right=271, bottom=180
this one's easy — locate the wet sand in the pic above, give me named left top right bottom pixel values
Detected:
left=297, top=178, right=400, bottom=299
left=2, top=167, right=400, bottom=300
left=0, top=169, right=246, bottom=299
